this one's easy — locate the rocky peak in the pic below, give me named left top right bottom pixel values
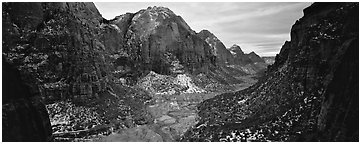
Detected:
left=146, top=6, right=175, bottom=16
left=106, top=6, right=213, bottom=76
left=228, top=44, right=244, bottom=55
left=198, top=30, right=215, bottom=38
left=131, top=6, right=176, bottom=24
left=197, top=29, right=222, bottom=45
left=246, top=51, right=265, bottom=63
left=249, top=51, right=256, bottom=55
left=197, top=29, right=234, bottom=64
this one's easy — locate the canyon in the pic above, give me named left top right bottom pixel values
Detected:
left=2, top=2, right=358, bottom=142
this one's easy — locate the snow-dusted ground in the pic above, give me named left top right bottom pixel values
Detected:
left=173, top=74, right=205, bottom=93
left=137, top=71, right=205, bottom=95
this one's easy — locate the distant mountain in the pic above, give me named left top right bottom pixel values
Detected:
left=246, top=51, right=265, bottom=63
left=197, top=30, right=234, bottom=65
left=228, top=44, right=253, bottom=65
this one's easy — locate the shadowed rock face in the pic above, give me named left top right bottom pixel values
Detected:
left=2, top=59, right=53, bottom=141
left=182, top=2, right=358, bottom=142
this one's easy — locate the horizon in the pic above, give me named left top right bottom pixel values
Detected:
left=94, top=2, right=312, bottom=57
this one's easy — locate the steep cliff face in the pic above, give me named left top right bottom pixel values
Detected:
left=2, top=2, right=153, bottom=141
left=107, top=6, right=214, bottom=77
left=2, top=2, right=112, bottom=103
left=182, top=2, right=358, bottom=142
left=197, top=30, right=234, bottom=65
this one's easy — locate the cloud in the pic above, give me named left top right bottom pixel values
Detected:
left=94, top=2, right=312, bottom=56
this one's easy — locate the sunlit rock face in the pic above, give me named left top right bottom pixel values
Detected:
left=107, top=6, right=215, bottom=76
left=182, top=2, right=358, bottom=142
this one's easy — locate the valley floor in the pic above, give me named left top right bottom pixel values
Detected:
left=99, top=75, right=257, bottom=142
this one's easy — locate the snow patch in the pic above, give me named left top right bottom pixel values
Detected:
left=174, top=74, right=205, bottom=93
left=110, top=24, right=121, bottom=33
left=230, top=50, right=237, bottom=55
left=137, top=71, right=205, bottom=95
left=238, top=99, right=247, bottom=104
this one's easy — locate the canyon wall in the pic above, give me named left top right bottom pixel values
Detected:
left=182, top=2, right=358, bottom=142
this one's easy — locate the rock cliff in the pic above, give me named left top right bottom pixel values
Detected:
left=2, top=2, right=153, bottom=141
left=2, top=2, right=111, bottom=103
left=182, top=2, right=358, bottom=142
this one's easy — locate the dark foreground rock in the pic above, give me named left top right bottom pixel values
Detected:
left=2, top=59, right=52, bottom=141
left=181, top=2, right=358, bottom=142
left=2, top=2, right=153, bottom=141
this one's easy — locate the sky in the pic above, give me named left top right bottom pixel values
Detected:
left=94, top=2, right=312, bottom=56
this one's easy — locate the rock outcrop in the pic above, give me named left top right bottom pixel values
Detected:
left=182, top=2, right=358, bottom=142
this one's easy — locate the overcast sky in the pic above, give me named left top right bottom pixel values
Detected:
left=94, top=2, right=312, bottom=56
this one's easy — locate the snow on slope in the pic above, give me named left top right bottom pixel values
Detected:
left=137, top=71, right=205, bottom=95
